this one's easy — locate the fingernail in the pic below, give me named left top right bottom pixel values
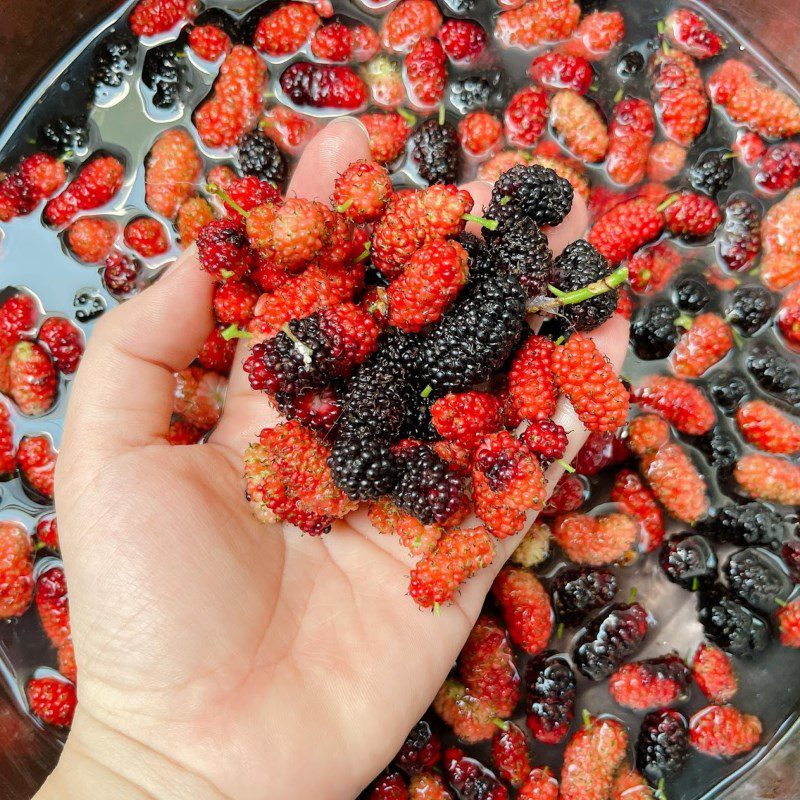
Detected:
left=326, top=115, right=369, bottom=140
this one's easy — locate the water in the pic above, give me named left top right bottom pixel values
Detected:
left=0, top=1, right=799, bottom=798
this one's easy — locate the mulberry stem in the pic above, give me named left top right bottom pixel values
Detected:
left=527, top=265, right=628, bottom=314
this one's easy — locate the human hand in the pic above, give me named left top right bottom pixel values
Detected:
left=38, top=118, right=629, bottom=800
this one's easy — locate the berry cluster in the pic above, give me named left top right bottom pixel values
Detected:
left=201, top=161, right=628, bottom=606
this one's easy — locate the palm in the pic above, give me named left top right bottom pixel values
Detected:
left=53, top=120, right=628, bottom=799
left=59, top=439, right=483, bottom=798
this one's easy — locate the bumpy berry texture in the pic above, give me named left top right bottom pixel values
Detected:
left=44, top=155, right=125, bottom=228
left=573, top=603, right=649, bottom=680
left=641, top=442, right=709, bottom=524
left=129, top=0, right=194, bottom=37
left=445, top=747, right=510, bottom=800
left=507, top=335, right=557, bottom=423
left=549, top=240, right=618, bottom=332
left=704, top=503, right=787, bottom=550
left=736, top=399, right=800, bottom=454
left=659, top=533, right=717, bottom=591
left=697, top=585, right=770, bottom=657
left=606, top=98, right=655, bottom=186
left=9, top=341, right=57, bottom=416
left=26, top=677, right=76, bottom=728
left=473, top=433, right=547, bottom=540
left=387, top=240, right=468, bottom=332
left=392, top=442, right=466, bottom=525
left=628, top=242, right=682, bottom=295
left=525, top=653, right=576, bottom=744
left=610, top=469, right=664, bottom=552
left=550, top=567, right=617, bottom=627
left=724, top=547, right=792, bottom=612
left=693, top=643, right=738, bottom=704
left=409, top=527, right=494, bottom=608
left=708, top=59, right=800, bottom=138
left=416, top=274, right=527, bottom=397
left=492, top=722, right=530, bottom=786
left=492, top=566, right=553, bottom=656
left=610, top=766, right=655, bottom=800
left=0, top=521, right=33, bottom=620
left=588, top=198, right=664, bottom=263
left=519, top=768, right=559, bottom=800
left=434, top=678, right=499, bottom=743
left=394, top=720, right=441, bottom=776
left=636, top=710, right=689, bottom=786
left=689, top=705, right=762, bottom=757
left=406, top=37, right=447, bottom=108
left=459, top=614, right=520, bottom=719
left=671, top=313, right=734, bottom=378
left=632, top=375, right=715, bottom=435
left=735, top=453, right=800, bottom=505
left=37, top=317, right=84, bottom=375
left=553, top=512, right=637, bottom=566
left=36, top=566, right=70, bottom=648
left=431, top=391, right=502, bottom=451
left=609, top=654, right=690, bottom=710
left=552, top=334, right=629, bottom=432
left=194, top=46, right=267, bottom=149
left=408, top=772, right=453, bottom=800
left=244, top=420, right=357, bottom=534
left=560, top=715, right=628, bottom=800
left=371, top=184, right=473, bottom=278
left=777, top=598, right=800, bottom=647
left=550, top=90, right=608, bottom=163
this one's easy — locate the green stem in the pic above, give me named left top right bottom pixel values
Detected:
left=336, top=198, right=354, bottom=213
left=206, top=182, right=250, bottom=218
left=421, top=385, right=433, bottom=398
left=221, top=324, right=254, bottom=341
left=397, top=107, right=417, bottom=126
left=657, top=194, right=680, bottom=213
left=557, top=459, right=575, bottom=474
left=673, top=314, right=693, bottom=331
left=355, top=241, right=371, bottom=263
left=529, top=265, right=628, bottom=314
left=491, top=717, right=510, bottom=732
left=438, top=105, right=446, bottom=126
left=462, top=213, right=499, bottom=231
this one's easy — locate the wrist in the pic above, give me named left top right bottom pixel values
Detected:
left=36, top=708, right=225, bottom=800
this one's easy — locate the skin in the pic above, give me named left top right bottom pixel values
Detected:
left=36, top=118, right=629, bottom=800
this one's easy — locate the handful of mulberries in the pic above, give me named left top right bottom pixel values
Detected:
left=192, top=160, right=628, bottom=608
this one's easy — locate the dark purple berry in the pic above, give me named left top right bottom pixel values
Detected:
left=659, top=533, right=718, bottom=591
left=524, top=652, right=576, bottom=745
left=636, top=709, right=689, bottom=787
left=393, top=720, right=441, bottom=775
left=724, top=547, right=792, bottom=612
left=550, top=567, right=618, bottom=626
left=573, top=603, right=649, bottom=681
left=697, top=584, right=770, bottom=657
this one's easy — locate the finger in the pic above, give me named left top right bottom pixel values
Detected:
left=60, top=247, right=214, bottom=462
left=287, top=116, right=372, bottom=201
left=211, top=118, right=372, bottom=454
left=545, top=191, right=589, bottom=254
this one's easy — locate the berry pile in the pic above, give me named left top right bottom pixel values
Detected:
left=220, top=161, right=624, bottom=591
left=0, top=0, right=799, bottom=794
